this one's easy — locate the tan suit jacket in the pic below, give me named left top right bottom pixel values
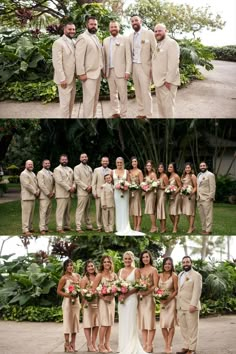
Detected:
left=129, top=28, right=156, bottom=76
left=103, top=34, right=132, bottom=78
left=92, top=167, right=112, bottom=198
left=197, top=171, right=216, bottom=201
left=74, top=163, right=93, bottom=197
left=176, top=269, right=202, bottom=311
left=52, top=34, right=76, bottom=85
left=37, top=168, right=54, bottom=200
left=101, top=183, right=115, bottom=208
left=75, top=30, right=103, bottom=79
left=20, top=169, right=39, bottom=201
left=152, top=35, right=180, bottom=87
left=53, top=165, right=75, bottom=199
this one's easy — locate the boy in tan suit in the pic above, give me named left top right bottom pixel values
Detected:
left=103, top=21, right=132, bottom=118
left=129, top=15, right=156, bottom=118
left=92, top=157, right=111, bottom=231
left=37, top=159, right=55, bottom=235
left=101, top=174, right=115, bottom=233
left=197, top=161, right=216, bottom=235
left=176, top=256, right=202, bottom=354
left=74, top=153, right=93, bottom=232
left=53, top=154, right=75, bottom=233
left=52, top=23, right=76, bottom=118
left=152, top=24, right=180, bottom=118
left=20, top=160, right=40, bottom=235
left=75, top=16, right=103, bottom=118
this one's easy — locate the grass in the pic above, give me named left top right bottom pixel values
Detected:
left=0, top=197, right=235, bottom=236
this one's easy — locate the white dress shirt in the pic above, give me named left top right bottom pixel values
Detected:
left=132, top=29, right=142, bottom=63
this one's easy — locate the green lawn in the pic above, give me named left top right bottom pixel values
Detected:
left=0, top=197, right=235, bottom=236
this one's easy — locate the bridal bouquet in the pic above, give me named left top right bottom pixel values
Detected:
left=81, top=288, right=97, bottom=308
left=180, top=185, right=193, bottom=197
left=153, top=288, right=170, bottom=301
left=114, top=279, right=132, bottom=304
left=134, top=278, right=149, bottom=301
left=129, top=182, right=140, bottom=197
left=115, top=180, right=130, bottom=198
left=68, top=283, right=81, bottom=305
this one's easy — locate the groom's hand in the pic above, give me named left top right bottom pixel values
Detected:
left=189, top=305, right=197, bottom=313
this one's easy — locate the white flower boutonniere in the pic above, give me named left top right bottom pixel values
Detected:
left=115, top=41, right=120, bottom=46
left=141, top=40, right=145, bottom=44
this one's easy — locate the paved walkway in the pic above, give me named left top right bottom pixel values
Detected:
left=0, top=315, right=235, bottom=354
left=0, top=189, right=20, bottom=204
left=0, top=61, right=235, bottom=118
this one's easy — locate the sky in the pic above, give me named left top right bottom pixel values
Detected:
left=125, top=0, right=236, bottom=46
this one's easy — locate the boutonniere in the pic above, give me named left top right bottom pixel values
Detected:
left=202, top=177, right=205, bottom=180
left=141, top=40, right=145, bottom=44
left=186, top=277, right=189, bottom=281
left=115, top=41, right=120, bottom=46
left=156, top=47, right=160, bottom=52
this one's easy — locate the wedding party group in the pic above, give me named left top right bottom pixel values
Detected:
left=57, top=252, right=202, bottom=354
left=52, top=15, right=180, bottom=118
left=20, top=154, right=216, bottom=236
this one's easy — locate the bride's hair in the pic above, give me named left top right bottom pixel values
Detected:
left=116, top=157, right=124, bottom=167
left=123, top=251, right=136, bottom=267
left=99, top=255, right=114, bottom=273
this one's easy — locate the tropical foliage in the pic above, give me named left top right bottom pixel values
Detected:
left=206, top=45, right=236, bottom=62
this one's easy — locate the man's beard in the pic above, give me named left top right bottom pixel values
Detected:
left=200, top=168, right=207, bottom=173
left=133, top=24, right=141, bottom=32
left=183, top=265, right=192, bottom=272
left=82, top=160, right=87, bottom=164
left=111, top=30, right=118, bottom=37
left=88, top=28, right=97, bottom=34
left=61, top=163, right=67, bottom=167
left=65, top=33, right=74, bottom=39
left=157, top=34, right=166, bottom=42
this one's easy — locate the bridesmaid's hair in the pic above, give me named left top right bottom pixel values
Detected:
left=83, top=259, right=97, bottom=278
left=156, top=162, right=166, bottom=178
left=63, top=258, right=73, bottom=274
left=168, top=162, right=178, bottom=176
left=144, top=160, right=155, bottom=176
left=99, top=255, right=114, bottom=273
left=130, top=156, right=138, bottom=165
left=123, top=251, right=136, bottom=268
left=181, top=162, right=195, bottom=178
left=139, top=250, right=153, bottom=268
left=162, top=257, right=175, bottom=274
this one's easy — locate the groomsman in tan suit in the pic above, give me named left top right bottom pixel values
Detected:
left=176, top=256, right=202, bottom=354
left=129, top=15, right=156, bottom=118
left=20, top=160, right=39, bottom=235
left=37, top=159, right=54, bottom=235
left=92, top=157, right=111, bottom=231
left=152, top=24, right=180, bottom=118
left=74, top=153, right=94, bottom=232
left=54, top=154, right=75, bottom=234
left=75, top=16, right=103, bottom=118
left=197, top=161, right=216, bottom=235
left=101, top=174, right=115, bottom=233
left=52, top=23, right=76, bottom=118
left=103, top=21, right=132, bottom=118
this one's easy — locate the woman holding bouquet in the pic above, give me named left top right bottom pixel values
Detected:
left=81, top=260, right=99, bottom=352
left=92, top=255, right=117, bottom=353
left=181, top=163, right=197, bottom=234
left=112, top=157, right=144, bottom=236
left=129, top=157, right=144, bottom=231
left=138, top=250, right=158, bottom=353
left=156, top=163, right=169, bottom=233
left=143, top=161, right=158, bottom=233
left=57, top=259, right=81, bottom=353
left=117, top=251, right=147, bottom=354
left=157, top=257, right=178, bottom=354
left=167, top=163, right=182, bottom=233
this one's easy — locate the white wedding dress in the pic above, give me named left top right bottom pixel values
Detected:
left=113, top=169, right=145, bottom=236
left=118, top=269, right=147, bottom=354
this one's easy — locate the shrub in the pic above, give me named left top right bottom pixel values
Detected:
left=206, top=45, right=236, bottom=62
left=0, top=305, right=62, bottom=322
left=215, top=175, right=236, bottom=203
left=7, top=176, right=20, bottom=183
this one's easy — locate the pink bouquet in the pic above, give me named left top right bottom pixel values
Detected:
left=153, top=288, right=170, bottom=301
left=115, top=180, right=130, bottom=198
left=140, top=181, right=152, bottom=192
left=68, top=283, right=81, bottom=305
left=114, top=279, right=132, bottom=304
left=180, top=185, right=193, bottom=196
left=134, top=278, right=149, bottom=301
left=81, top=288, right=97, bottom=308
left=96, top=282, right=118, bottom=303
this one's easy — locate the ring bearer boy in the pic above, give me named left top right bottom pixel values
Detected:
left=101, top=174, right=115, bottom=233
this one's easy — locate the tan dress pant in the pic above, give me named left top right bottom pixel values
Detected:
left=95, top=197, right=102, bottom=230
left=102, top=207, right=114, bottom=232
left=21, top=200, right=35, bottom=233
left=197, top=199, right=213, bottom=232
left=75, top=195, right=93, bottom=230
left=39, top=198, right=52, bottom=231
left=58, top=79, right=76, bottom=118
left=107, top=68, right=128, bottom=117
left=133, top=63, right=152, bottom=117
left=178, top=309, right=199, bottom=351
left=81, top=77, right=101, bottom=118
left=56, top=198, right=71, bottom=231
left=155, top=84, right=178, bottom=118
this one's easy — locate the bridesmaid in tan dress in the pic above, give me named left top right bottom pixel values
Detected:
left=144, top=160, right=158, bottom=232
left=92, top=255, right=117, bottom=353
left=129, top=157, right=144, bottom=231
left=156, top=163, right=169, bottom=233
left=57, top=259, right=81, bottom=353
left=81, top=260, right=99, bottom=352
left=167, top=163, right=182, bottom=233
left=138, top=250, right=158, bottom=353
left=181, top=163, right=197, bottom=234
left=158, top=257, right=178, bottom=354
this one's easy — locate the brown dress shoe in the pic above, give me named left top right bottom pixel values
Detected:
left=136, top=115, right=147, bottom=119
left=41, top=231, right=46, bottom=235
left=176, top=349, right=189, bottom=354
left=111, top=114, right=121, bottom=118
left=57, top=229, right=65, bottom=234
left=23, top=231, right=32, bottom=236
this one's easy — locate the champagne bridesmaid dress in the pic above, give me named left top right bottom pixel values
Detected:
left=138, top=273, right=156, bottom=330
left=168, top=177, right=182, bottom=215
left=83, top=280, right=99, bottom=328
left=144, top=177, right=157, bottom=215
left=156, top=177, right=166, bottom=220
left=129, top=173, right=142, bottom=217
left=62, top=279, right=80, bottom=333
left=158, top=275, right=176, bottom=329
left=98, top=277, right=116, bottom=326
left=181, top=175, right=196, bottom=216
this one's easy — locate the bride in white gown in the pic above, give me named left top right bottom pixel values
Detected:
left=113, top=157, right=145, bottom=236
left=118, top=251, right=147, bottom=354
